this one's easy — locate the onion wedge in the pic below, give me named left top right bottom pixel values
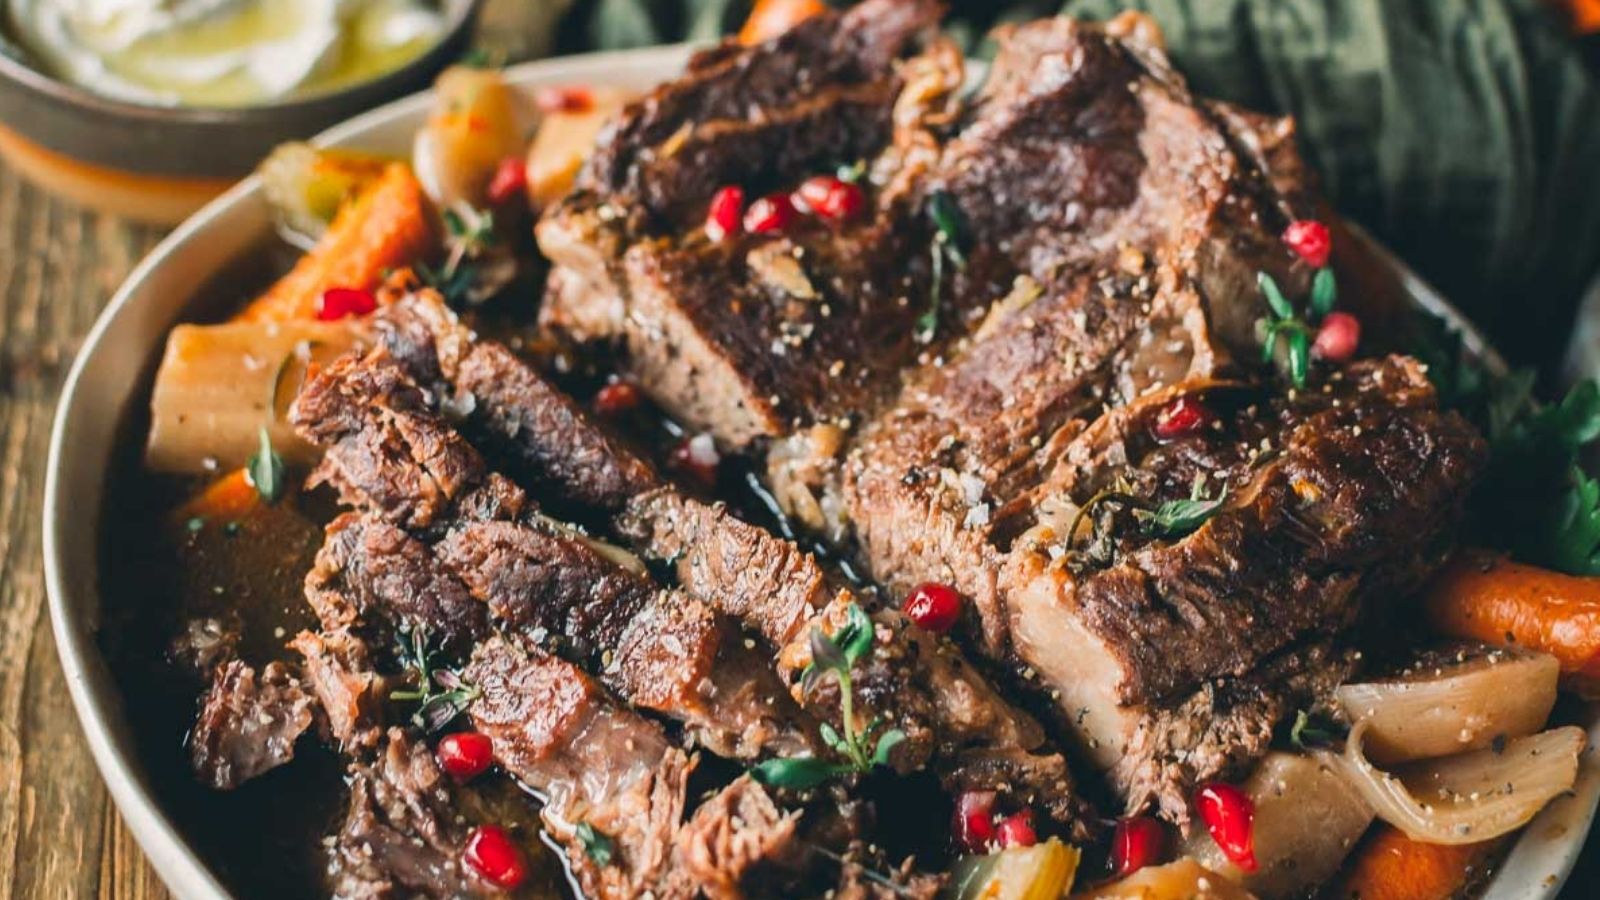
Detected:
left=1320, top=721, right=1585, bottom=845
left=1335, top=646, right=1559, bottom=764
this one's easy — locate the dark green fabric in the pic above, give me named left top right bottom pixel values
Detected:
left=555, top=0, right=1600, bottom=370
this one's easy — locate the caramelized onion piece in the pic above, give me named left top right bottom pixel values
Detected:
left=1321, top=721, right=1585, bottom=845
left=1180, top=752, right=1372, bottom=896
left=1336, top=647, right=1559, bottom=765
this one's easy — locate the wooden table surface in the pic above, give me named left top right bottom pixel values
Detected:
left=1, top=154, right=1598, bottom=898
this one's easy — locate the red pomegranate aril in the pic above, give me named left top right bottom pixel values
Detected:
left=903, top=583, right=962, bottom=634
left=1152, top=396, right=1212, bottom=441
left=743, top=192, right=797, bottom=234
left=996, top=810, right=1037, bottom=849
left=1111, top=816, right=1166, bottom=877
left=672, top=433, right=720, bottom=487
left=794, top=175, right=864, bottom=221
left=952, top=790, right=997, bottom=854
left=1312, top=311, right=1361, bottom=362
left=436, top=732, right=493, bottom=782
left=316, top=286, right=377, bottom=321
left=463, top=825, right=527, bottom=889
left=1196, top=782, right=1257, bottom=872
left=485, top=156, right=529, bottom=206
left=594, top=381, right=641, bottom=416
left=1282, top=219, right=1332, bottom=268
left=705, top=186, right=745, bottom=242
left=535, top=85, right=594, bottom=114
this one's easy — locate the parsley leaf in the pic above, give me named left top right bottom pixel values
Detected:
left=247, top=426, right=286, bottom=503
left=575, top=822, right=615, bottom=867
left=1539, top=467, right=1600, bottom=575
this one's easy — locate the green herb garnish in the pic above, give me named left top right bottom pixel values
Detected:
left=575, top=822, right=614, bottom=866
left=246, top=426, right=286, bottom=504
left=390, top=626, right=481, bottom=733
left=836, top=160, right=867, bottom=184
left=186, top=516, right=205, bottom=533
left=1288, top=709, right=1346, bottom=750
left=1257, top=272, right=1315, bottom=389
left=1065, top=480, right=1228, bottom=564
left=917, top=191, right=968, bottom=343
left=753, top=603, right=904, bottom=790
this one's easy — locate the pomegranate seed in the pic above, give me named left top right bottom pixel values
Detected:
left=705, top=186, right=744, bottom=242
left=315, top=286, right=377, bottom=321
left=463, top=824, right=527, bottom=889
left=1111, top=816, right=1166, bottom=877
left=903, top=583, right=962, bottom=634
left=1152, top=396, right=1212, bottom=441
left=672, top=433, right=720, bottom=487
left=952, top=790, right=997, bottom=854
left=1282, top=219, right=1332, bottom=268
left=594, top=381, right=641, bottom=416
left=1196, top=783, right=1257, bottom=872
left=794, top=175, right=865, bottom=221
left=743, top=192, right=796, bottom=234
left=996, top=810, right=1037, bottom=849
left=535, top=85, right=594, bottom=114
left=1312, top=311, right=1361, bottom=363
left=436, top=732, right=493, bottom=782
left=485, top=156, right=528, bottom=206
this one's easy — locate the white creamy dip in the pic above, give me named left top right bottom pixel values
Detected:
left=10, top=0, right=445, bottom=106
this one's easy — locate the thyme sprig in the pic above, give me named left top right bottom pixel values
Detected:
left=419, top=202, right=498, bottom=305
left=753, top=603, right=905, bottom=790
left=917, top=191, right=968, bottom=343
left=1065, top=479, right=1228, bottom=566
left=1257, top=268, right=1335, bottom=389
left=246, top=426, right=286, bottom=504
left=390, top=626, right=480, bottom=733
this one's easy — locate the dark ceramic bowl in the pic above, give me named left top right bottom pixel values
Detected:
left=0, top=0, right=480, bottom=223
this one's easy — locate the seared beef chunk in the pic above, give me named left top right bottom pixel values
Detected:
left=538, top=0, right=962, bottom=446
left=671, top=775, right=802, bottom=900
left=330, top=729, right=501, bottom=898
left=291, top=628, right=385, bottom=753
left=188, top=659, right=316, bottom=790
left=531, top=8, right=1490, bottom=827
left=365, top=291, right=1083, bottom=827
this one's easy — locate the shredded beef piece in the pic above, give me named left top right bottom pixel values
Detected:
left=188, top=659, right=316, bottom=790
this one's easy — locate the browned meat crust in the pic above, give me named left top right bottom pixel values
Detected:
left=188, top=658, right=316, bottom=790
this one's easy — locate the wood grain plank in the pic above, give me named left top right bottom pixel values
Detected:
left=0, top=160, right=164, bottom=899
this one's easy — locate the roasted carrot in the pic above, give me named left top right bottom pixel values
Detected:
left=738, top=0, right=828, bottom=44
left=236, top=163, right=436, bottom=322
left=1423, top=550, right=1600, bottom=694
left=172, top=469, right=259, bottom=527
left=1324, top=825, right=1501, bottom=900
left=1556, top=0, right=1600, bottom=34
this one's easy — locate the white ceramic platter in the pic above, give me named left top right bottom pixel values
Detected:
left=43, top=44, right=1600, bottom=900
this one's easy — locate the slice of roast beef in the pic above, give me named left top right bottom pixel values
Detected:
left=188, top=658, right=316, bottom=790
left=537, top=0, right=964, bottom=447
left=368, top=292, right=1084, bottom=827
left=328, top=728, right=504, bottom=899
left=291, top=628, right=386, bottom=753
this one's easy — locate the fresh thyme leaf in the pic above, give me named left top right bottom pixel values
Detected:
left=1310, top=267, right=1337, bottom=317
left=927, top=191, right=967, bottom=268
left=417, top=259, right=479, bottom=306
left=390, top=626, right=480, bottom=733
left=186, top=516, right=204, bottom=533
left=1289, top=709, right=1346, bottom=750
left=871, top=728, right=906, bottom=767
left=1258, top=272, right=1293, bottom=320
left=819, top=722, right=842, bottom=751
left=836, top=160, right=867, bottom=183
left=1287, top=328, right=1310, bottom=388
left=837, top=602, right=875, bottom=666
left=751, top=755, right=844, bottom=790
left=1141, top=486, right=1228, bottom=538
left=246, top=426, right=286, bottom=503
left=576, top=822, right=615, bottom=866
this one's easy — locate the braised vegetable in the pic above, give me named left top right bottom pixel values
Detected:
left=413, top=65, right=531, bottom=209
left=171, top=469, right=259, bottom=528
left=1423, top=551, right=1600, bottom=696
left=146, top=319, right=364, bottom=473
left=257, top=143, right=393, bottom=249
left=738, top=0, right=827, bottom=44
left=949, top=839, right=1081, bottom=900
left=524, top=86, right=629, bottom=208
left=1180, top=753, right=1372, bottom=897
left=237, top=163, right=436, bottom=322
left=1335, top=646, right=1559, bottom=764
left=1321, top=722, right=1584, bottom=845
left=1071, top=859, right=1254, bottom=899
left=1323, top=825, right=1503, bottom=900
